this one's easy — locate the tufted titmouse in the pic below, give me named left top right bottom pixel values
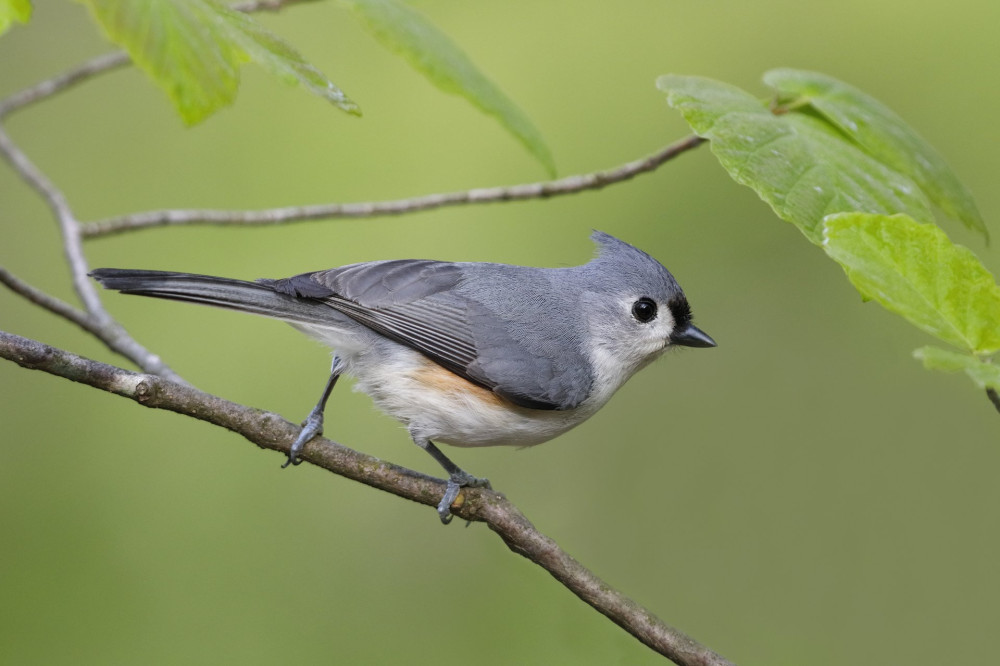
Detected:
left=91, top=231, right=715, bottom=522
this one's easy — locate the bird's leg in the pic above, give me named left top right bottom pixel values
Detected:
left=283, top=356, right=345, bottom=468
left=413, top=435, right=491, bottom=524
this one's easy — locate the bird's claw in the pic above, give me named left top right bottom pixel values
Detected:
left=280, top=455, right=304, bottom=469
left=436, top=472, right=492, bottom=525
left=283, top=410, right=324, bottom=469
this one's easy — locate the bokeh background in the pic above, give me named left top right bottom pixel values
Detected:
left=2, top=2, right=999, bottom=664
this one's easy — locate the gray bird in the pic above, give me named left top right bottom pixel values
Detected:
left=91, top=231, right=715, bottom=522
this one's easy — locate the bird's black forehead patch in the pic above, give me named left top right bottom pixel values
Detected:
left=667, top=297, right=692, bottom=328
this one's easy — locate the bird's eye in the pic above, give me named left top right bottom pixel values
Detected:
left=631, top=297, right=658, bottom=323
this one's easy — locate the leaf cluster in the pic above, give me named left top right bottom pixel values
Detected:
left=658, top=70, right=999, bottom=394
left=2, top=0, right=552, bottom=173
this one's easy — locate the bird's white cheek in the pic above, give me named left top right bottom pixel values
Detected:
left=584, top=322, right=673, bottom=407
left=584, top=337, right=652, bottom=407
left=654, top=314, right=676, bottom=345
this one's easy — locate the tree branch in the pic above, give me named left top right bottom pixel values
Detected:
left=0, top=125, right=92, bottom=302
left=0, top=6, right=326, bottom=384
left=0, top=267, right=184, bottom=383
left=0, top=33, right=703, bottom=242
left=0, top=52, right=130, bottom=119
left=230, top=0, right=323, bottom=12
left=81, top=136, right=706, bottom=238
left=0, top=330, right=736, bottom=666
left=0, top=125, right=183, bottom=381
left=0, top=2, right=312, bottom=120
left=0, top=266, right=98, bottom=335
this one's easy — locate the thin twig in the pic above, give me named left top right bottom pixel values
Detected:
left=0, top=0, right=334, bottom=378
left=0, top=125, right=97, bottom=310
left=0, top=267, right=185, bottom=382
left=0, top=1, right=312, bottom=120
left=230, top=0, right=322, bottom=11
left=0, top=266, right=101, bottom=336
left=0, top=329, right=737, bottom=666
left=82, top=136, right=707, bottom=238
left=0, top=121, right=181, bottom=381
left=0, top=52, right=131, bottom=119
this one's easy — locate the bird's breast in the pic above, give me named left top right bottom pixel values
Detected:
left=351, top=350, right=590, bottom=448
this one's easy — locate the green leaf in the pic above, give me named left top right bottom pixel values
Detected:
left=657, top=75, right=933, bottom=244
left=82, top=0, right=359, bottom=125
left=764, top=69, right=987, bottom=240
left=0, top=0, right=31, bottom=36
left=914, top=346, right=1000, bottom=391
left=343, top=0, right=554, bottom=175
left=822, top=212, right=1000, bottom=354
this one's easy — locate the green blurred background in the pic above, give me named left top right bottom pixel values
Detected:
left=2, top=2, right=999, bottom=664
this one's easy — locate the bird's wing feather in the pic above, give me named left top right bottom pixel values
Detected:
left=261, top=260, right=582, bottom=411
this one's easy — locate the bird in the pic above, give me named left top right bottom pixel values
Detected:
left=90, top=231, right=715, bottom=523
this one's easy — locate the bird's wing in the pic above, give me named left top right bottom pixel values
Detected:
left=260, top=260, right=589, bottom=411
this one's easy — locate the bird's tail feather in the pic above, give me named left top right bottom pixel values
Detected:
left=90, top=268, right=335, bottom=326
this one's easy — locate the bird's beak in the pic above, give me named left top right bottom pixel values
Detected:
left=670, top=323, right=717, bottom=348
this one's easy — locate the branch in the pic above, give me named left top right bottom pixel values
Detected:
left=0, top=2, right=310, bottom=120
left=81, top=136, right=706, bottom=238
left=0, top=267, right=184, bottom=382
left=0, top=330, right=736, bottom=666
left=0, top=9, right=316, bottom=383
left=0, top=266, right=98, bottom=334
left=0, top=124, right=183, bottom=381
left=0, top=125, right=94, bottom=302
left=0, top=52, right=130, bottom=119
left=230, top=0, right=323, bottom=11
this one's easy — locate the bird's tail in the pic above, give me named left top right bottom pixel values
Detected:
left=90, top=268, right=335, bottom=326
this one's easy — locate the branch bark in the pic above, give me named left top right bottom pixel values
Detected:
left=80, top=135, right=706, bottom=238
left=0, top=124, right=182, bottom=382
left=0, top=330, right=736, bottom=666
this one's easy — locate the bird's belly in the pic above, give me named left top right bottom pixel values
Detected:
left=353, top=353, right=589, bottom=448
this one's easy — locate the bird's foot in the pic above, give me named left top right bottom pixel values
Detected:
left=282, top=408, right=324, bottom=468
left=437, top=471, right=491, bottom=525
